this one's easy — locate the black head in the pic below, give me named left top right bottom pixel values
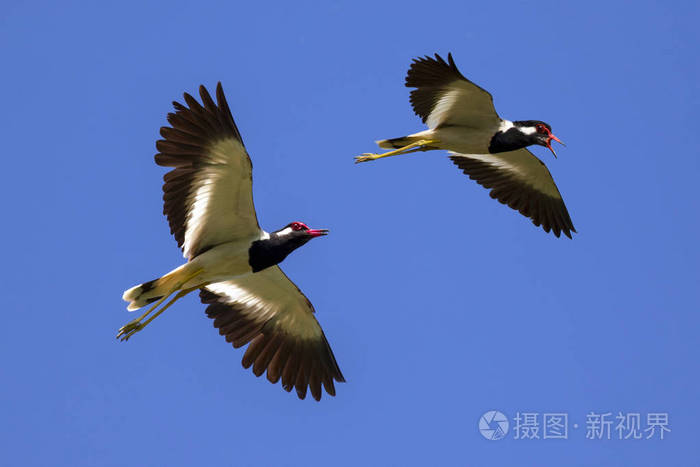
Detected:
left=513, top=120, right=565, bottom=158
left=248, top=221, right=329, bottom=273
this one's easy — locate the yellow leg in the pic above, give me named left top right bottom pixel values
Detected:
left=117, top=269, right=203, bottom=341
left=139, top=285, right=200, bottom=327
left=118, top=286, right=200, bottom=341
left=125, top=292, right=175, bottom=329
left=354, top=139, right=438, bottom=163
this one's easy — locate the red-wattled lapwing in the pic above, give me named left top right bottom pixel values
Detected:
left=118, top=83, right=344, bottom=401
left=356, top=53, right=575, bottom=238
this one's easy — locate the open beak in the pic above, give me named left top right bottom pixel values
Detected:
left=546, top=133, right=565, bottom=158
left=307, top=228, right=329, bottom=238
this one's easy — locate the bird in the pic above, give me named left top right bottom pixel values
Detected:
left=356, top=53, right=576, bottom=238
left=118, top=82, right=344, bottom=401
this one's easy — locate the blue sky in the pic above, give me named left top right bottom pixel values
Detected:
left=2, top=0, right=699, bottom=465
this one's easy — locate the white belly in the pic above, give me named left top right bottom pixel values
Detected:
left=433, top=124, right=500, bottom=154
left=181, top=237, right=258, bottom=288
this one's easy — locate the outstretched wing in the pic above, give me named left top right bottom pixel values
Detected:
left=406, top=53, right=500, bottom=129
left=155, top=83, right=260, bottom=260
left=200, top=266, right=345, bottom=401
left=449, top=149, right=576, bottom=238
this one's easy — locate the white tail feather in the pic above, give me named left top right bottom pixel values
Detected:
left=122, top=267, right=188, bottom=311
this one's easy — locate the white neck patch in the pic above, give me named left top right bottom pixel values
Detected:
left=498, top=120, right=514, bottom=132
left=276, top=227, right=293, bottom=237
left=516, top=124, right=537, bottom=135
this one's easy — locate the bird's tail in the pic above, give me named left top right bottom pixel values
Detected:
left=376, top=135, right=421, bottom=149
left=122, top=266, right=188, bottom=311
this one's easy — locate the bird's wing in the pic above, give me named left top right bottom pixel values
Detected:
left=406, top=53, right=501, bottom=129
left=200, top=266, right=345, bottom=401
left=155, top=83, right=260, bottom=260
left=449, top=148, right=576, bottom=238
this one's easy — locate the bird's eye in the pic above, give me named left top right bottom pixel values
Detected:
left=536, top=124, right=545, bottom=133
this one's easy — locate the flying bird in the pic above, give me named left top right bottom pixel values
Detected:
left=356, top=53, right=575, bottom=238
left=118, top=83, right=344, bottom=401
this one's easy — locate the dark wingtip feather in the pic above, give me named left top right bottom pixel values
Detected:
left=449, top=155, right=575, bottom=239
left=199, top=287, right=344, bottom=402
left=156, top=83, right=250, bottom=255
left=323, top=378, right=336, bottom=396
left=405, top=52, right=469, bottom=122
